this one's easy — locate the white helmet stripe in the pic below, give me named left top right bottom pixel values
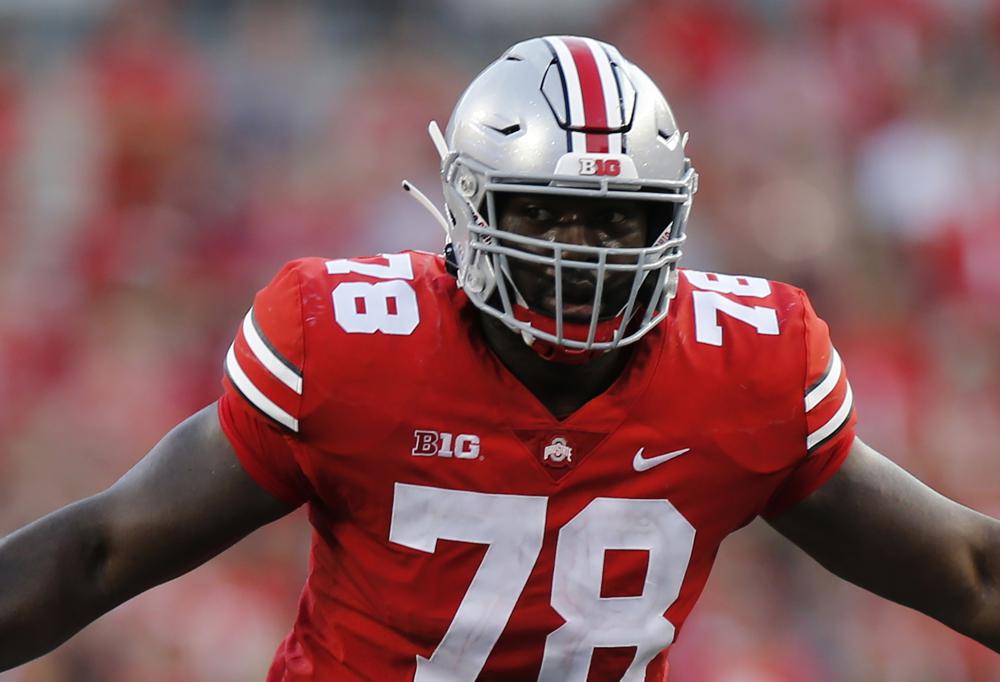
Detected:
left=545, top=37, right=588, bottom=152
left=600, top=42, right=633, bottom=153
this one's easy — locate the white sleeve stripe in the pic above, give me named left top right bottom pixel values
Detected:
left=807, top=382, right=853, bottom=451
left=805, top=349, right=842, bottom=412
left=242, top=309, right=303, bottom=395
left=226, top=344, right=299, bottom=432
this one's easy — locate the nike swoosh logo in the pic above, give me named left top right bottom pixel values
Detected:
left=632, top=447, right=691, bottom=472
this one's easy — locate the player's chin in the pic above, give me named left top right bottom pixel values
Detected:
left=536, top=293, right=626, bottom=323
left=561, top=301, right=599, bottom=323
left=508, top=272, right=630, bottom=322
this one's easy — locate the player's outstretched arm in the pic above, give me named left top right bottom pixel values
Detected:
left=0, top=403, right=295, bottom=670
left=767, top=437, right=1000, bottom=652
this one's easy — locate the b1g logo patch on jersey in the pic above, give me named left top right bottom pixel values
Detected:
left=412, top=430, right=481, bottom=460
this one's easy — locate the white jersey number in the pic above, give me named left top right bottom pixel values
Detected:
left=683, top=271, right=779, bottom=346
left=389, top=484, right=696, bottom=681
left=326, top=253, right=420, bottom=335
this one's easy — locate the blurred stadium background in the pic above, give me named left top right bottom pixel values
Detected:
left=0, top=0, right=998, bottom=680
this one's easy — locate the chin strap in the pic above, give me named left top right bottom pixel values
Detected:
left=512, top=304, right=622, bottom=365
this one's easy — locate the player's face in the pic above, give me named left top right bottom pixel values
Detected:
left=495, top=193, right=648, bottom=322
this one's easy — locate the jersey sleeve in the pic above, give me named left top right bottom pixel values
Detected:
left=223, top=261, right=305, bottom=432
left=218, top=261, right=312, bottom=507
left=217, top=392, right=311, bottom=507
left=761, top=290, right=857, bottom=518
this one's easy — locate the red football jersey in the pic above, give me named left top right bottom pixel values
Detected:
left=218, top=251, right=855, bottom=682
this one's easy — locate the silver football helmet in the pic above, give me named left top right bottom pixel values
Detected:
left=407, top=35, right=697, bottom=360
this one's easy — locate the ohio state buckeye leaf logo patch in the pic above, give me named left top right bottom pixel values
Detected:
left=513, top=429, right=607, bottom=481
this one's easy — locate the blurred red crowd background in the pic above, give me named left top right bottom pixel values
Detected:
left=0, top=1, right=998, bottom=680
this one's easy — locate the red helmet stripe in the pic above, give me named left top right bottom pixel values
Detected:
left=563, top=37, right=609, bottom=153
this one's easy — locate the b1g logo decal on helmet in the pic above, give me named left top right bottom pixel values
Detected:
left=578, top=158, right=621, bottom=176
left=552, top=153, right=640, bottom=179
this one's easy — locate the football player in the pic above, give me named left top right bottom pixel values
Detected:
left=1, top=36, right=998, bottom=681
